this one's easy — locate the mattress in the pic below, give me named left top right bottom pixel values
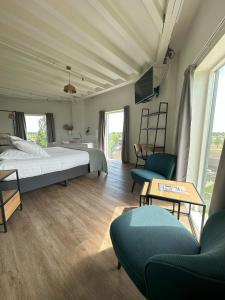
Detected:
left=0, top=147, right=89, bottom=180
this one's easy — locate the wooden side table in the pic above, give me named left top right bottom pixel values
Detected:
left=0, top=170, right=22, bottom=232
left=140, top=179, right=206, bottom=234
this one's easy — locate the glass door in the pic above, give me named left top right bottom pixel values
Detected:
left=202, top=64, right=225, bottom=211
left=105, top=110, right=124, bottom=160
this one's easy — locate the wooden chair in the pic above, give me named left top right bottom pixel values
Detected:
left=134, top=144, right=147, bottom=167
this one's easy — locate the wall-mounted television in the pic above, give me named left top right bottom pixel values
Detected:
left=135, top=67, right=154, bottom=104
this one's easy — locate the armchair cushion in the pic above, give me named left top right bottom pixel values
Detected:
left=110, top=206, right=200, bottom=298
left=131, top=168, right=165, bottom=184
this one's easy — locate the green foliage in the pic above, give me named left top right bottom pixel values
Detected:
left=108, top=132, right=122, bottom=158
left=211, top=132, right=225, bottom=150
left=27, top=116, right=47, bottom=148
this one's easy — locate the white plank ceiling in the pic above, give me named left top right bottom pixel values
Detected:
left=0, top=0, right=197, bottom=101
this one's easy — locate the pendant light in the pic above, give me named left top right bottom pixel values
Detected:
left=64, top=66, right=76, bottom=94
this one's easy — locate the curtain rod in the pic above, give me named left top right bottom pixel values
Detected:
left=0, top=109, right=15, bottom=113
left=193, top=18, right=225, bottom=67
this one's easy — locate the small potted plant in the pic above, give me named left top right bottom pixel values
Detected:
left=63, top=124, right=74, bottom=135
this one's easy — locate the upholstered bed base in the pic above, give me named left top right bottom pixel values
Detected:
left=1, top=164, right=89, bottom=193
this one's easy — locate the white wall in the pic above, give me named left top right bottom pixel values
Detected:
left=0, top=97, right=72, bottom=141
left=175, top=0, right=225, bottom=184
left=82, top=58, right=178, bottom=163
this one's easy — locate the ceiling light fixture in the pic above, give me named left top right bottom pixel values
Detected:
left=64, top=66, right=76, bottom=94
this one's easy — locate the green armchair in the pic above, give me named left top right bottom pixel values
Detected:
left=130, top=153, right=177, bottom=192
left=110, top=206, right=225, bottom=299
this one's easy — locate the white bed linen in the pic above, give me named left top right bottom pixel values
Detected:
left=0, top=147, right=89, bottom=180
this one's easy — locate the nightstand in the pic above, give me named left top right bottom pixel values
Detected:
left=0, top=170, right=22, bottom=232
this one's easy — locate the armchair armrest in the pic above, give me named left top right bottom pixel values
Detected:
left=145, top=254, right=225, bottom=300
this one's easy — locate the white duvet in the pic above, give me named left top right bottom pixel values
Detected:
left=0, top=147, right=89, bottom=180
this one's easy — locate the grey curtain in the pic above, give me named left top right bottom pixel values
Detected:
left=98, top=110, right=105, bottom=151
left=46, top=113, right=56, bottom=143
left=209, top=140, right=225, bottom=215
left=15, top=111, right=27, bottom=140
left=175, top=65, right=195, bottom=181
left=122, top=105, right=130, bottom=163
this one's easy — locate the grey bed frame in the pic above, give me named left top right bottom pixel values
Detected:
left=1, top=164, right=89, bottom=193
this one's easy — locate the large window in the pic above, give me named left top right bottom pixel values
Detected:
left=202, top=64, right=225, bottom=210
left=25, top=115, right=47, bottom=147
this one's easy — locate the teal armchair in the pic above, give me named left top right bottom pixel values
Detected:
left=110, top=206, right=225, bottom=300
left=131, top=153, right=177, bottom=192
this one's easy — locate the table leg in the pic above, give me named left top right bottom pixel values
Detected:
left=200, top=205, right=206, bottom=235
left=139, top=196, right=142, bottom=207
left=172, top=202, right=175, bottom=214
left=188, top=203, right=191, bottom=215
left=177, top=202, right=181, bottom=220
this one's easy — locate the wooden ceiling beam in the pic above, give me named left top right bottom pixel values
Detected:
left=0, top=70, right=90, bottom=96
left=0, top=48, right=101, bottom=92
left=88, top=0, right=154, bottom=62
left=34, top=0, right=140, bottom=73
left=142, top=0, right=164, bottom=33
left=156, top=0, right=184, bottom=62
left=14, top=0, right=129, bottom=81
left=0, top=21, right=116, bottom=86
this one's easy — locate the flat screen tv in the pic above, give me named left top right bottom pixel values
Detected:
left=135, top=67, right=154, bottom=104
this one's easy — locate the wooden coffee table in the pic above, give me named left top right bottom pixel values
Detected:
left=140, top=179, right=206, bottom=234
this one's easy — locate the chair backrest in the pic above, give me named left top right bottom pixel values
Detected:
left=145, top=210, right=225, bottom=299
left=145, top=153, right=177, bottom=179
left=201, top=210, right=225, bottom=255
left=134, top=144, right=142, bottom=157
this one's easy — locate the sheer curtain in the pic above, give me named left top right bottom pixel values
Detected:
left=15, top=111, right=27, bottom=140
left=175, top=65, right=195, bottom=181
left=46, top=113, right=56, bottom=143
left=122, top=105, right=130, bottom=163
left=98, top=110, right=105, bottom=151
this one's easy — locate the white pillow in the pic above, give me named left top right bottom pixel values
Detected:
left=13, top=140, right=50, bottom=158
left=10, top=135, right=23, bottom=142
left=0, top=149, right=38, bottom=160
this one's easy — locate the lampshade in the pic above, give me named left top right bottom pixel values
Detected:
left=64, top=66, right=76, bottom=94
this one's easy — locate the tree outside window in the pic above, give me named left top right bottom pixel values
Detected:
left=25, top=115, right=47, bottom=147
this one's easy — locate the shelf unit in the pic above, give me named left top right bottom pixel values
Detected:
left=0, top=170, right=22, bottom=232
left=135, top=102, right=168, bottom=166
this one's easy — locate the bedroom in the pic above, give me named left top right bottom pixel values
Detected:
left=1, top=0, right=225, bottom=299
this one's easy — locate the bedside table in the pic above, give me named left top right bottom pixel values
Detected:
left=0, top=170, right=22, bottom=232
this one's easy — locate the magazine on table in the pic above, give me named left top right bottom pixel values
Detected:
left=158, top=183, right=185, bottom=193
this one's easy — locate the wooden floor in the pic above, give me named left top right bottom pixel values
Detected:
left=0, top=161, right=191, bottom=300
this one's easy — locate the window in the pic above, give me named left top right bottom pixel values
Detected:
left=25, top=115, right=47, bottom=147
left=202, top=64, right=225, bottom=210
left=105, top=110, right=124, bottom=160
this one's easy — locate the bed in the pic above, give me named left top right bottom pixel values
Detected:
left=0, top=144, right=107, bottom=193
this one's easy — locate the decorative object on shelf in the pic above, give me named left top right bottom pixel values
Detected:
left=0, top=170, right=22, bottom=232
left=63, top=124, right=74, bottom=135
left=63, top=66, right=76, bottom=94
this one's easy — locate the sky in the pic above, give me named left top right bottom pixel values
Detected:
left=25, top=115, right=44, bottom=132
left=213, top=64, right=225, bottom=132
left=107, top=111, right=124, bottom=133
